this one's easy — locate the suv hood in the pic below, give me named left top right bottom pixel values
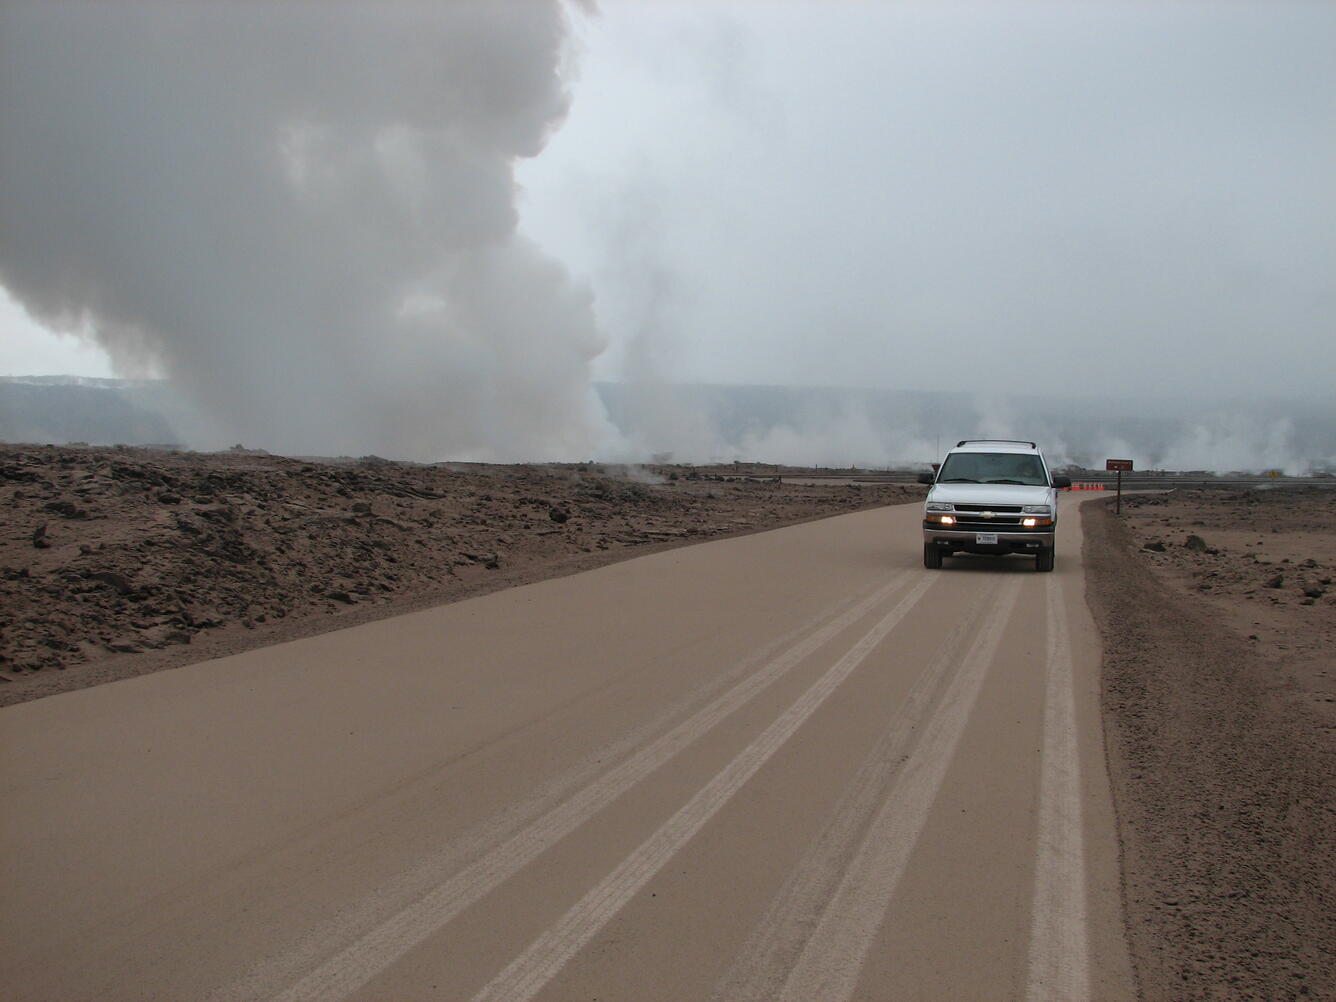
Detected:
left=927, top=483, right=1053, bottom=507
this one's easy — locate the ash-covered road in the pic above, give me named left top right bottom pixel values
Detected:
left=2, top=498, right=1132, bottom=1001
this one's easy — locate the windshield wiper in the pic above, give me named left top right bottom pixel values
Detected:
left=985, top=478, right=1027, bottom=485
left=941, top=477, right=979, bottom=483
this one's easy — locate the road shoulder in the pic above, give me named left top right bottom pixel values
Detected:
left=1082, top=498, right=1336, bottom=999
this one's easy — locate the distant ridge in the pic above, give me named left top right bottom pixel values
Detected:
left=1, top=375, right=152, bottom=388
left=2, top=376, right=1332, bottom=472
left=0, top=376, right=180, bottom=447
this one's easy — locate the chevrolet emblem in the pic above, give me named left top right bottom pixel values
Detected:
left=981, top=511, right=995, bottom=519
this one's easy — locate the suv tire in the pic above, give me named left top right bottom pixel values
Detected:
left=924, top=543, right=943, bottom=569
left=1035, top=547, right=1054, bottom=572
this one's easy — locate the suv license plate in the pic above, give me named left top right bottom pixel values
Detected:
left=976, top=532, right=999, bottom=545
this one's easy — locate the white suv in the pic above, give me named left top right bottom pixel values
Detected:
left=918, top=440, right=1071, bottom=572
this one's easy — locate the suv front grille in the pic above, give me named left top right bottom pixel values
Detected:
left=953, top=504, right=1022, bottom=513
left=952, top=516, right=1026, bottom=530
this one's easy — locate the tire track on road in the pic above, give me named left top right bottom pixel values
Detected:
left=774, top=577, right=1022, bottom=1002
left=207, top=578, right=888, bottom=1002
left=1024, top=573, right=1090, bottom=1001
left=468, top=575, right=938, bottom=1002
left=709, top=586, right=997, bottom=1001
left=262, top=571, right=922, bottom=1002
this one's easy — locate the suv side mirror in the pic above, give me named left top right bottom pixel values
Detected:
left=917, top=472, right=935, bottom=485
left=1052, top=475, right=1071, bottom=488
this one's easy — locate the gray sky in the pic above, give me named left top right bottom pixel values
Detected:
left=2, top=1, right=1333, bottom=459
left=517, top=1, right=1336, bottom=400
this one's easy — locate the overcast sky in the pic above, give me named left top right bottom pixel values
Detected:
left=516, top=0, right=1336, bottom=400
left=2, top=1, right=1333, bottom=455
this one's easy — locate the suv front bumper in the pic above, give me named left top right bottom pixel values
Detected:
left=922, top=525, right=1055, bottom=553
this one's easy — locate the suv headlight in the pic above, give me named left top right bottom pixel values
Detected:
left=926, top=502, right=954, bottom=511
left=1022, top=505, right=1052, bottom=514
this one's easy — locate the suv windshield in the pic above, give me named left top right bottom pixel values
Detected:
left=936, top=452, right=1047, bottom=486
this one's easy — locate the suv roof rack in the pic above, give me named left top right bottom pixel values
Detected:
left=955, top=439, right=1037, bottom=448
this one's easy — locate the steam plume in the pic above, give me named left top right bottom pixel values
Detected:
left=0, top=1, right=612, bottom=459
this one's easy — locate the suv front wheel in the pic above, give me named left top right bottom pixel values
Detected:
left=1035, top=547, right=1054, bottom=572
left=924, top=542, right=943, bottom=569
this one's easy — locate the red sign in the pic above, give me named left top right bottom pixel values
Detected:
left=1106, top=459, right=1134, bottom=472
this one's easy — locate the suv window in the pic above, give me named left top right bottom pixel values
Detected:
left=936, top=452, right=1047, bottom=486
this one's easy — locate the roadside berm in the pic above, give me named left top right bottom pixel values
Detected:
left=1, top=444, right=914, bottom=705
left=1084, top=489, right=1335, bottom=1000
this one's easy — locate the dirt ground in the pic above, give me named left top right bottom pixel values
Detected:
left=1084, top=488, right=1336, bottom=1000
left=0, top=445, right=916, bottom=706
left=6, top=449, right=1334, bottom=997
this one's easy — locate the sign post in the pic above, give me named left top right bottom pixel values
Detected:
left=1106, top=459, right=1133, bottom=513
